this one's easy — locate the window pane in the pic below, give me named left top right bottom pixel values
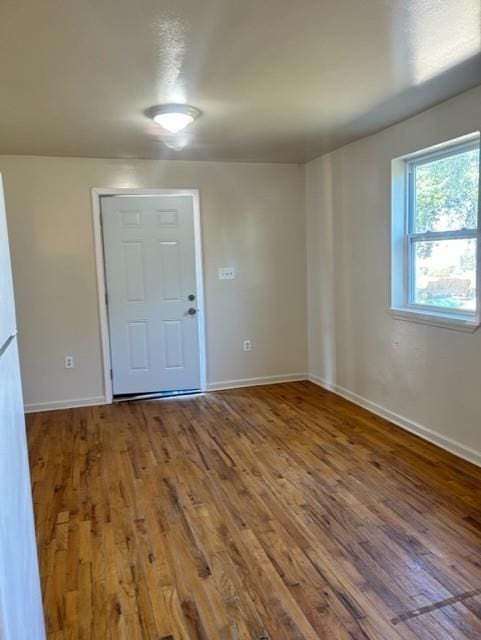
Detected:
left=412, top=238, right=476, bottom=311
left=414, top=147, right=479, bottom=232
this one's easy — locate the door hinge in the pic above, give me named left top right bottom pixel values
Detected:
left=110, top=368, right=113, bottom=380
left=105, top=291, right=108, bottom=306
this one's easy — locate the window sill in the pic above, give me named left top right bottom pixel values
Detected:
left=390, top=307, right=480, bottom=333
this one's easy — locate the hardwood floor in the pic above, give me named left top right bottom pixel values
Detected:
left=27, top=381, right=481, bottom=639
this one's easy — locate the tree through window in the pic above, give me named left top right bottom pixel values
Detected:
left=408, top=141, right=479, bottom=313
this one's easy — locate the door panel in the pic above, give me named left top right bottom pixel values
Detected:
left=163, top=321, right=184, bottom=368
left=102, top=195, right=201, bottom=395
left=159, top=241, right=182, bottom=300
left=123, top=241, right=145, bottom=302
left=128, top=322, right=149, bottom=370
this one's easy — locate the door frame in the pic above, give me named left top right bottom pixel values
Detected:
left=91, top=187, right=207, bottom=404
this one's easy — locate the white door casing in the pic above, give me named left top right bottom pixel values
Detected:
left=102, top=194, right=202, bottom=395
left=0, top=175, right=16, bottom=346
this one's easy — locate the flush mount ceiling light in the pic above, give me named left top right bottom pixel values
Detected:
left=149, top=104, right=201, bottom=133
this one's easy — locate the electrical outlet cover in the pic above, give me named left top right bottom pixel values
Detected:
left=218, top=267, right=236, bottom=280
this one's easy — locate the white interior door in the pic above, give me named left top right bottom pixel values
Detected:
left=102, top=195, right=202, bottom=395
left=0, top=337, right=46, bottom=640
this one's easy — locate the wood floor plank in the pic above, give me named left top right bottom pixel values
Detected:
left=27, top=381, right=481, bottom=639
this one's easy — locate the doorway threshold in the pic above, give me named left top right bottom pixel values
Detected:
left=113, top=389, right=202, bottom=403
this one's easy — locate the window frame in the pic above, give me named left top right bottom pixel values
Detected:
left=391, top=132, right=481, bottom=332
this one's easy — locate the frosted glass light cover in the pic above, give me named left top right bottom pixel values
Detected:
left=154, top=112, right=194, bottom=133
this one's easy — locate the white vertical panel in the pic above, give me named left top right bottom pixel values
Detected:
left=163, top=321, right=184, bottom=369
left=128, top=322, right=149, bottom=370
left=123, top=241, right=145, bottom=302
left=159, top=241, right=181, bottom=300
left=0, top=338, right=45, bottom=639
left=157, top=209, right=178, bottom=226
left=121, top=211, right=141, bottom=228
left=0, top=175, right=16, bottom=346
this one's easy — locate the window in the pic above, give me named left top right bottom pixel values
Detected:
left=391, top=134, right=481, bottom=331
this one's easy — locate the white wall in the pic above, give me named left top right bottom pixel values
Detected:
left=0, top=156, right=307, bottom=410
left=306, top=84, right=481, bottom=465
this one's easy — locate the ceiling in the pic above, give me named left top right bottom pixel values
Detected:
left=0, top=0, right=480, bottom=164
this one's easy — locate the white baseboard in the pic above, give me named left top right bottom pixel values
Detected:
left=308, top=374, right=481, bottom=469
left=23, top=376, right=308, bottom=412
left=24, top=396, right=106, bottom=414
left=207, top=373, right=307, bottom=392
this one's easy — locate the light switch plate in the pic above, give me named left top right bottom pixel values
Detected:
left=218, top=267, right=236, bottom=280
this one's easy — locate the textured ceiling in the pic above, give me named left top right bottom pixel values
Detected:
left=0, top=0, right=480, bottom=163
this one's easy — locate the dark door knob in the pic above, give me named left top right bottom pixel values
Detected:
left=188, top=307, right=197, bottom=315
left=188, top=294, right=196, bottom=301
